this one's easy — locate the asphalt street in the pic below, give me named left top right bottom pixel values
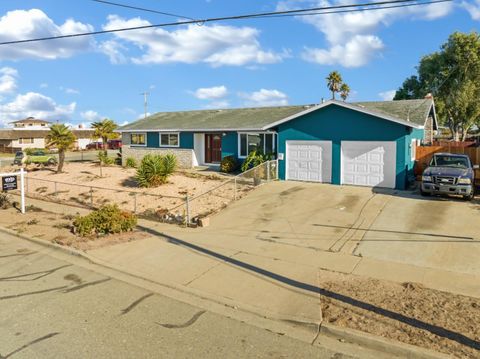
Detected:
left=0, top=232, right=360, bottom=359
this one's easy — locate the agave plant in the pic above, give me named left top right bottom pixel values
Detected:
left=136, top=154, right=177, bottom=187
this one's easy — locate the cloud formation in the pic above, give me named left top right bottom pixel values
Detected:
left=193, top=86, right=228, bottom=100
left=102, top=15, right=285, bottom=67
left=0, top=9, right=94, bottom=61
left=240, top=89, right=289, bottom=107
left=0, top=67, right=18, bottom=94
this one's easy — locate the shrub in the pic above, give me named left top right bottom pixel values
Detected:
left=97, top=151, right=114, bottom=165
left=136, top=153, right=177, bottom=188
left=241, top=150, right=272, bottom=172
left=220, top=155, right=238, bottom=173
left=125, top=157, right=137, bottom=168
left=0, top=193, right=11, bottom=209
left=73, top=204, right=137, bottom=237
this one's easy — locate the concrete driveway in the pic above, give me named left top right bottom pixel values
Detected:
left=204, top=181, right=480, bottom=277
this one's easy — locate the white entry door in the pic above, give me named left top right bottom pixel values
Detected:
left=286, top=141, right=332, bottom=183
left=341, top=141, right=396, bottom=188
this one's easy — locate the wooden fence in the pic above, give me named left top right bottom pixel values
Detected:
left=415, top=145, right=480, bottom=182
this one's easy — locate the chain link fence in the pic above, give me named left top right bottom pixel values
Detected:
left=21, top=160, right=278, bottom=226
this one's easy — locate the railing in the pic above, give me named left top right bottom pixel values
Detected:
left=20, top=159, right=279, bottom=226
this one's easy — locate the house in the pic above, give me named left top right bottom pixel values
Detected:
left=0, top=117, right=98, bottom=152
left=118, top=98, right=437, bottom=190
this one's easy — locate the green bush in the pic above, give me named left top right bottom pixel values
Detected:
left=73, top=204, right=137, bottom=237
left=136, top=153, right=177, bottom=187
left=241, top=150, right=272, bottom=172
left=125, top=157, right=137, bottom=168
left=98, top=151, right=114, bottom=165
left=220, top=155, right=238, bottom=173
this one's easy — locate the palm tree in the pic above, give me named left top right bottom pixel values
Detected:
left=45, top=124, right=76, bottom=173
left=92, top=119, right=118, bottom=155
left=326, top=71, right=343, bottom=100
left=340, top=83, right=351, bottom=101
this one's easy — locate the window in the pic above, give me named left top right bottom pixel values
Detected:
left=130, top=133, right=146, bottom=146
left=160, top=133, right=179, bottom=147
left=19, top=138, right=34, bottom=144
left=239, top=133, right=276, bottom=157
left=410, top=139, right=417, bottom=161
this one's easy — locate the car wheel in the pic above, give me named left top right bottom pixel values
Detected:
left=47, top=158, right=57, bottom=166
left=463, top=192, right=475, bottom=201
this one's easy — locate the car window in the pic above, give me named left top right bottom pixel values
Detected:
left=431, top=155, right=469, bottom=168
left=15, top=152, right=23, bottom=157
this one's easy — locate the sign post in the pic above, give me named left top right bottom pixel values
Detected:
left=1, top=168, right=25, bottom=214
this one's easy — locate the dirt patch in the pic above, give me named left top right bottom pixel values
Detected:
left=18, top=162, right=253, bottom=219
left=408, top=200, right=449, bottom=231
left=337, top=195, right=361, bottom=210
left=0, top=207, right=149, bottom=251
left=319, top=275, right=480, bottom=358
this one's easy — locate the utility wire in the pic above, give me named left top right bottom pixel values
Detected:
left=0, top=0, right=448, bottom=46
left=91, top=0, right=195, bottom=20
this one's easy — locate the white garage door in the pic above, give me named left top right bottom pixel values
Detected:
left=286, top=141, right=332, bottom=183
left=341, top=141, right=396, bottom=188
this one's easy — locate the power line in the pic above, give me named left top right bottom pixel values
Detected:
left=91, top=0, right=194, bottom=21
left=0, top=0, right=447, bottom=46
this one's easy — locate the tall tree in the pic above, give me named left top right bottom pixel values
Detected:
left=92, top=119, right=118, bottom=155
left=326, top=71, right=343, bottom=100
left=394, top=31, right=480, bottom=141
left=340, top=83, right=351, bottom=101
left=45, top=124, right=76, bottom=173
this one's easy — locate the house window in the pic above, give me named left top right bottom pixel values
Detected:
left=239, top=133, right=276, bottom=158
left=160, top=133, right=179, bottom=147
left=19, top=138, right=34, bottom=144
left=130, top=133, right=146, bottom=146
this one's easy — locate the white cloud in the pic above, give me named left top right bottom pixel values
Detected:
left=102, top=15, right=285, bottom=67
left=98, top=40, right=127, bottom=64
left=462, top=0, right=480, bottom=20
left=0, top=9, right=94, bottom=61
left=193, top=86, right=228, bottom=100
left=60, top=87, right=80, bottom=95
left=80, top=110, right=102, bottom=122
left=378, top=90, right=396, bottom=101
left=0, top=67, right=18, bottom=94
left=278, top=0, right=453, bottom=67
left=39, top=83, right=48, bottom=89
left=240, top=89, right=288, bottom=107
left=303, top=35, right=383, bottom=67
left=0, top=92, right=76, bottom=126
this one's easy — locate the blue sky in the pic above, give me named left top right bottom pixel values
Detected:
left=0, top=0, right=478, bottom=127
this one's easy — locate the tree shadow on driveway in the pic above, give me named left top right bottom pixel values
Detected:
left=138, top=225, right=480, bottom=352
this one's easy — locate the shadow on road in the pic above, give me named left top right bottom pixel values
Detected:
left=139, top=225, right=480, bottom=351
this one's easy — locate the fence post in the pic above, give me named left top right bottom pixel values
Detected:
left=133, top=192, right=137, bottom=214
left=90, top=186, right=93, bottom=208
left=275, top=159, right=279, bottom=180
left=185, top=194, right=190, bottom=226
left=234, top=177, right=237, bottom=200
left=267, top=161, right=270, bottom=182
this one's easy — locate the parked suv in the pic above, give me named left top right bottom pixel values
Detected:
left=13, top=150, right=57, bottom=166
left=421, top=153, right=478, bottom=200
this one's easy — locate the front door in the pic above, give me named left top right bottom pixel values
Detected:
left=205, top=133, right=222, bottom=164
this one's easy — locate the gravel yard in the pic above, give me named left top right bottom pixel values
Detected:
left=13, top=162, right=254, bottom=219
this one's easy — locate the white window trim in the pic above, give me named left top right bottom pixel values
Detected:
left=130, top=132, right=147, bottom=147
left=237, top=132, right=276, bottom=159
left=159, top=132, right=180, bottom=148
left=410, top=138, right=417, bottom=161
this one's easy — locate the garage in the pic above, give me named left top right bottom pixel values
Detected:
left=341, top=141, right=396, bottom=188
left=286, top=141, right=332, bottom=183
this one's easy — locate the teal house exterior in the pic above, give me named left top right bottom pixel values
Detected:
left=119, top=98, right=437, bottom=190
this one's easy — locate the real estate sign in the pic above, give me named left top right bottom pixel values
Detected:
left=2, top=175, right=17, bottom=191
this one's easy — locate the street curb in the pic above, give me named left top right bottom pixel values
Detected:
left=0, top=225, right=450, bottom=358
left=320, top=324, right=450, bottom=359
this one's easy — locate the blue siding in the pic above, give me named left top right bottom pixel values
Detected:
left=221, top=132, right=238, bottom=159
left=180, top=132, right=194, bottom=149
left=277, top=105, right=423, bottom=190
left=146, top=132, right=159, bottom=147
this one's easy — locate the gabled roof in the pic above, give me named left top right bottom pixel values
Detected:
left=0, top=129, right=95, bottom=140
left=119, top=99, right=436, bottom=132
left=10, top=117, right=51, bottom=124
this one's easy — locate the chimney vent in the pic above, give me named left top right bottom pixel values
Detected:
left=424, top=93, right=433, bottom=99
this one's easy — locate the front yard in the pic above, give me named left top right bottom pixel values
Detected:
left=13, top=162, right=254, bottom=221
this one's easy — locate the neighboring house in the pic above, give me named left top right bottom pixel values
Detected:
left=0, top=117, right=98, bottom=151
left=118, top=98, right=437, bottom=190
